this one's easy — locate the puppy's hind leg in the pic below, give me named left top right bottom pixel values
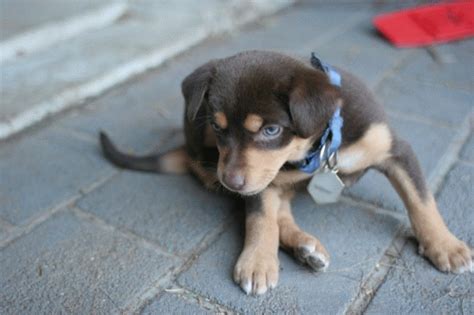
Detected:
left=379, top=138, right=472, bottom=273
left=277, top=191, right=330, bottom=272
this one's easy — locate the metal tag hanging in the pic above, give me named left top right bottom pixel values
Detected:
left=307, top=145, right=345, bottom=204
left=307, top=170, right=344, bottom=204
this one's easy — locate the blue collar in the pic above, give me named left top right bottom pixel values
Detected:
left=292, top=54, right=343, bottom=174
left=310, top=52, right=341, bottom=87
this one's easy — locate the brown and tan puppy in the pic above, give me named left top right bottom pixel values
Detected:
left=100, top=50, right=473, bottom=295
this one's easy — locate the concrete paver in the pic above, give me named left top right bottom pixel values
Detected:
left=0, top=2, right=473, bottom=314
left=378, top=53, right=474, bottom=126
left=178, top=197, right=402, bottom=314
left=0, top=127, right=114, bottom=226
left=346, top=114, right=456, bottom=212
left=77, top=172, right=233, bottom=256
left=365, top=163, right=474, bottom=314
left=0, top=211, right=179, bottom=314
left=460, top=134, right=474, bottom=163
left=142, top=292, right=211, bottom=315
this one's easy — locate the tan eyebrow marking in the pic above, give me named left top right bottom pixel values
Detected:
left=244, top=114, right=264, bottom=133
left=214, top=112, right=228, bottom=129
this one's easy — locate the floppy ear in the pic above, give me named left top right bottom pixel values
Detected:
left=181, top=60, right=216, bottom=122
left=288, top=70, right=341, bottom=138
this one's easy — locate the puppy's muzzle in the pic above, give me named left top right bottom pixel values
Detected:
left=222, top=170, right=246, bottom=191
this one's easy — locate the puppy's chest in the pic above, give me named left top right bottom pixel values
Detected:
left=272, top=148, right=367, bottom=187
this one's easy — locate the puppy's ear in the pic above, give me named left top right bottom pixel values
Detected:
left=182, top=60, right=216, bottom=121
left=288, top=70, right=341, bottom=138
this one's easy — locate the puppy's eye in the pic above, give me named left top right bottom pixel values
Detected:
left=262, top=125, right=282, bottom=138
left=210, top=121, right=221, bottom=132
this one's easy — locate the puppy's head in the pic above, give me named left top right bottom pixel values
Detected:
left=182, top=51, right=342, bottom=195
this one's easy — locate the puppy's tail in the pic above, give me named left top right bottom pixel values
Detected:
left=99, top=131, right=188, bottom=174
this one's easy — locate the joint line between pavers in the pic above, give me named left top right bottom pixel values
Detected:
left=457, top=159, right=474, bottom=167
left=156, top=285, right=239, bottom=315
left=0, top=217, right=15, bottom=231
left=343, top=111, right=473, bottom=314
left=0, top=195, right=76, bottom=249
left=385, top=108, right=457, bottom=130
left=339, top=195, right=408, bottom=224
left=124, top=218, right=235, bottom=313
left=78, top=170, right=119, bottom=196
left=344, top=225, right=409, bottom=315
left=428, top=111, right=473, bottom=193
left=372, top=50, right=418, bottom=91
left=71, top=206, right=180, bottom=259
left=300, top=11, right=368, bottom=52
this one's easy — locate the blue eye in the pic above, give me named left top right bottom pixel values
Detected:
left=262, top=125, right=282, bottom=138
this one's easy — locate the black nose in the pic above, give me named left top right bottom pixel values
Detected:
left=223, top=171, right=245, bottom=191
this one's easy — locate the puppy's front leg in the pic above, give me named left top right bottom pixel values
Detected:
left=381, top=139, right=472, bottom=273
left=234, top=187, right=280, bottom=295
left=278, top=191, right=330, bottom=271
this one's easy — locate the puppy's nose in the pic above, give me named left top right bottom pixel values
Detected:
left=223, top=171, right=245, bottom=191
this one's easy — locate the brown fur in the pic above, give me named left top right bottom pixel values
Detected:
left=99, top=50, right=472, bottom=296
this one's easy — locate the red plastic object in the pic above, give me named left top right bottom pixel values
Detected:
left=373, top=1, right=474, bottom=47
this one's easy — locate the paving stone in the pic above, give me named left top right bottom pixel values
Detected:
left=142, top=292, right=210, bottom=315
left=376, top=59, right=473, bottom=126
left=0, top=0, right=111, bottom=40
left=460, top=133, right=474, bottom=163
left=178, top=195, right=401, bottom=314
left=60, top=88, right=183, bottom=154
left=345, top=114, right=455, bottom=212
left=223, top=6, right=368, bottom=54
left=0, top=223, right=11, bottom=241
left=77, top=172, right=234, bottom=256
left=366, top=163, right=474, bottom=314
left=0, top=211, right=179, bottom=314
left=0, top=127, right=115, bottom=226
left=305, top=19, right=408, bottom=88
left=395, top=40, right=474, bottom=91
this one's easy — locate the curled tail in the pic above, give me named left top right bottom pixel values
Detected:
left=99, top=131, right=188, bottom=174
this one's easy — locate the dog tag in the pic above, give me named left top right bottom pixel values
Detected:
left=307, top=170, right=345, bottom=204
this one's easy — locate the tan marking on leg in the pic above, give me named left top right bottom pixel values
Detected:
left=243, top=114, right=264, bottom=133
left=203, top=124, right=216, bottom=147
left=272, top=170, right=312, bottom=187
left=384, top=161, right=472, bottom=273
left=159, top=148, right=189, bottom=174
left=277, top=192, right=330, bottom=271
left=214, top=111, right=228, bottom=129
left=234, top=187, right=281, bottom=295
left=338, top=123, right=392, bottom=173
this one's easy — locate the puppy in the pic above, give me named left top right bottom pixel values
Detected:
left=100, top=50, right=472, bottom=295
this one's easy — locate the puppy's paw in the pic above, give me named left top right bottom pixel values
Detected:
left=420, top=235, right=473, bottom=274
left=233, top=251, right=279, bottom=295
left=295, top=241, right=330, bottom=272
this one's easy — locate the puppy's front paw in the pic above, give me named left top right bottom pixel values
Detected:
left=233, top=251, right=279, bottom=295
left=420, top=234, right=473, bottom=274
left=295, top=241, right=330, bottom=272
